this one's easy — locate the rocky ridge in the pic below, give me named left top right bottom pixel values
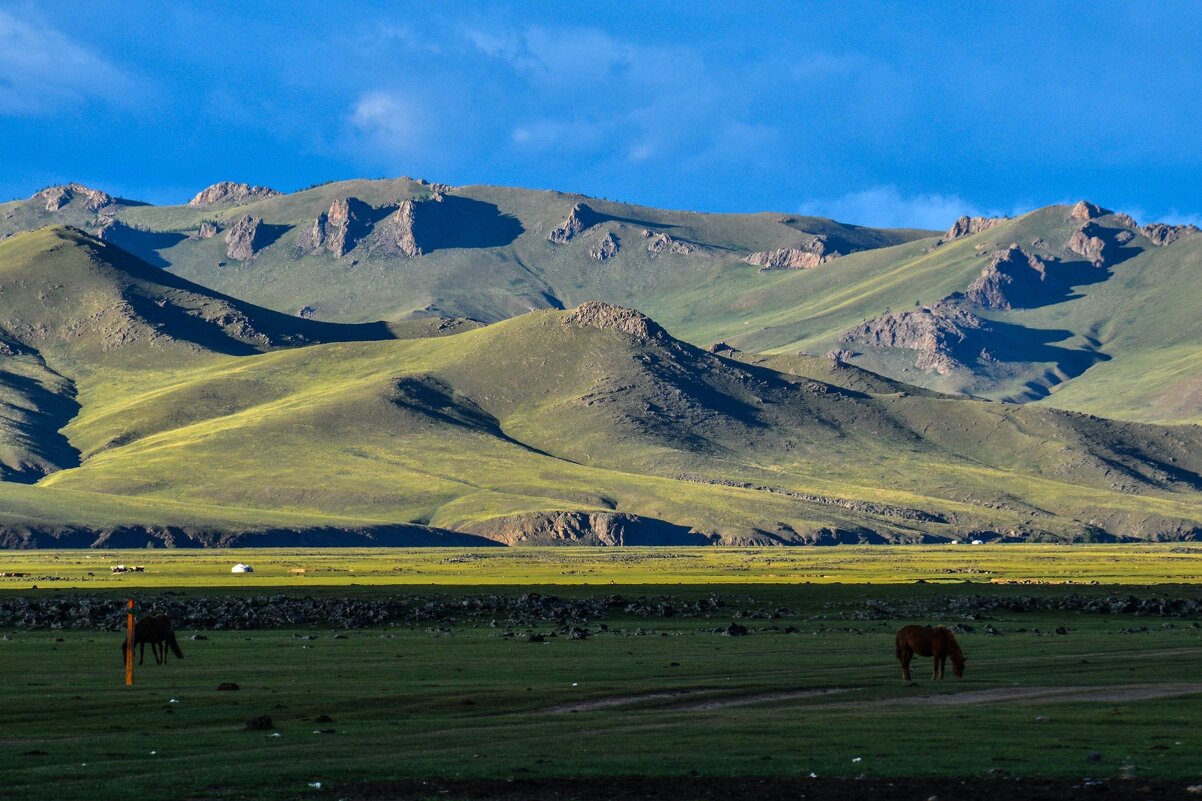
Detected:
left=548, top=203, right=603, bottom=244
left=225, top=215, right=266, bottom=261
left=188, top=182, right=281, bottom=208
left=37, top=183, right=115, bottom=213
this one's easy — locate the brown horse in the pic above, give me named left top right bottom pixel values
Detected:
left=895, top=625, right=965, bottom=681
left=120, top=614, right=184, bottom=666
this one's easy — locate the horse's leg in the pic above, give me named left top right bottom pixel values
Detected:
left=138, top=641, right=145, bottom=666
left=901, top=648, right=912, bottom=681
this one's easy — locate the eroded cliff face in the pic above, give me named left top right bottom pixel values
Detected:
left=187, top=182, right=281, bottom=208
left=838, top=302, right=987, bottom=375
left=225, top=215, right=266, bottom=261
left=965, top=245, right=1049, bottom=310
left=297, top=197, right=373, bottom=257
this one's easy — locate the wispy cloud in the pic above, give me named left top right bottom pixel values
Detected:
left=797, top=185, right=992, bottom=230
left=0, top=10, right=132, bottom=115
left=346, top=90, right=430, bottom=158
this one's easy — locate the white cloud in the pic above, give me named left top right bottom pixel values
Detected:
left=0, top=10, right=131, bottom=115
left=797, top=185, right=992, bottom=230
left=347, top=91, right=427, bottom=155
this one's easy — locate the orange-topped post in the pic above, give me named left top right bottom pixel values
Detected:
left=125, top=598, right=134, bottom=686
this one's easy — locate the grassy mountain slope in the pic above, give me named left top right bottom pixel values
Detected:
left=0, top=230, right=1199, bottom=546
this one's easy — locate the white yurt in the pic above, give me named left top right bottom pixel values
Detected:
left=231, top=563, right=254, bottom=574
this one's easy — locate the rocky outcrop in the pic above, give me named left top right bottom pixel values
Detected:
left=370, top=199, right=422, bottom=258
left=941, top=215, right=1006, bottom=242
left=548, top=203, right=603, bottom=244
left=190, top=221, right=219, bottom=240
left=1068, top=200, right=1111, bottom=221
left=1142, top=222, right=1199, bottom=246
left=965, top=245, right=1048, bottom=310
left=589, top=232, right=619, bottom=261
left=297, top=197, right=371, bottom=257
left=1067, top=223, right=1109, bottom=266
left=839, top=302, right=985, bottom=375
left=563, top=302, right=666, bottom=340
left=188, top=182, right=280, bottom=208
left=37, top=183, right=114, bottom=213
left=461, top=510, right=710, bottom=546
left=744, top=236, right=835, bottom=270
left=224, top=215, right=266, bottom=261
left=642, top=229, right=697, bottom=257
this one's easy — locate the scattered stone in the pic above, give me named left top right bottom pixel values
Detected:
left=722, top=622, right=749, bottom=637
left=297, top=306, right=316, bottom=319
left=527, top=633, right=545, bottom=643
left=588, top=232, right=619, bottom=261
left=1085, top=751, right=1102, bottom=762
left=1055, top=626, right=1068, bottom=635
left=643, top=229, right=696, bottom=257
left=216, top=682, right=240, bottom=691
left=314, top=715, right=334, bottom=723
left=245, top=715, right=274, bottom=731
left=188, top=182, right=280, bottom=208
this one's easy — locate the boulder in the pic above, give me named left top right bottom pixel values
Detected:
left=190, top=221, right=219, bottom=240
left=941, top=215, right=1006, bottom=241
left=370, top=199, right=422, bottom=258
left=297, top=197, right=371, bottom=257
left=1068, top=200, right=1111, bottom=221
left=548, top=203, right=603, bottom=244
left=1142, top=222, right=1199, bottom=247
left=225, top=215, right=266, bottom=261
left=37, top=183, right=115, bottom=213
left=643, top=229, right=696, bottom=257
left=1067, top=224, right=1108, bottom=266
left=965, top=245, right=1048, bottom=310
left=188, top=182, right=280, bottom=208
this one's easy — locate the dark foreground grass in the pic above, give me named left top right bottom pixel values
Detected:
left=3, top=584, right=1202, bottom=800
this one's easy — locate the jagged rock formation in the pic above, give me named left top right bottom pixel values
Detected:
left=1143, top=222, right=1199, bottom=246
left=744, top=237, right=835, bottom=270
left=225, top=215, right=266, bottom=261
left=548, top=203, right=603, bottom=244
left=1068, top=200, right=1111, bottom=221
left=370, top=199, right=422, bottom=258
left=643, top=229, right=696, bottom=257
left=1067, top=223, right=1109, bottom=266
left=966, top=245, right=1048, bottom=310
left=562, top=302, right=666, bottom=340
left=460, top=510, right=708, bottom=546
left=839, top=302, right=986, bottom=375
left=589, top=232, right=619, bottom=261
left=37, top=183, right=114, bottom=213
left=297, top=197, right=371, bottom=257
left=941, top=215, right=1007, bottom=242
left=190, top=221, right=219, bottom=240
left=188, top=182, right=280, bottom=208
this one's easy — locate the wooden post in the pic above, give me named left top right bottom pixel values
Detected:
left=125, top=598, right=134, bottom=686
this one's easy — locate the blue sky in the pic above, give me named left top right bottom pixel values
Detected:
left=1, top=1, right=1200, bottom=228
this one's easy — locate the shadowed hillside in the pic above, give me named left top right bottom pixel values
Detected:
left=0, top=230, right=1200, bottom=547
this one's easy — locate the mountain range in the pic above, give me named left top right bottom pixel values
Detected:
left=0, top=179, right=1199, bottom=547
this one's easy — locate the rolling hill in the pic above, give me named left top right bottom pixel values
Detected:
left=0, top=226, right=1200, bottom=547
left=3, top=180, right=1200, bottom=426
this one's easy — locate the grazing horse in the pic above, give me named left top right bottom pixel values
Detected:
left=895, top=625, right=964, bottom=681
left=120, top=614, right=184, bottom=666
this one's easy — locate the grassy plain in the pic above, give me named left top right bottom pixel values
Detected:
left=4, top=577, right=1202, bottom=800
left=5, top=545, right=1202, bottom=589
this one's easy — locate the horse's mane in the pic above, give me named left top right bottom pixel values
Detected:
left=941, top=628, right=964, bottom=661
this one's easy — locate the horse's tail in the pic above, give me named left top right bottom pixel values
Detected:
left=167, top=631, right=184, bottom=660
left=894, top=631, right=903, bottom=661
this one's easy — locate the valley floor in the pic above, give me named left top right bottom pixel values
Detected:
left=3, top=552, right=1202, bottom=800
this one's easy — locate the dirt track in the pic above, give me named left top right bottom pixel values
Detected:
left=546, top=682, right=1202, bottom=714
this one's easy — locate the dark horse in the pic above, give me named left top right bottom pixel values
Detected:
left=895, top=625, right=965, bottom=681
left=120, top=614, right=184, bottom=666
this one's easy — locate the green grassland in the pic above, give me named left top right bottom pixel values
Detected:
left=1, top=227, right=1201, bottom=546
left=7, top=545, right=1202, bottom=589
left=4, top=579, right=1202, bottom=800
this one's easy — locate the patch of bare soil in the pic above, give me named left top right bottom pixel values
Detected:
left=329, top=776, right=1194, bottom=801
